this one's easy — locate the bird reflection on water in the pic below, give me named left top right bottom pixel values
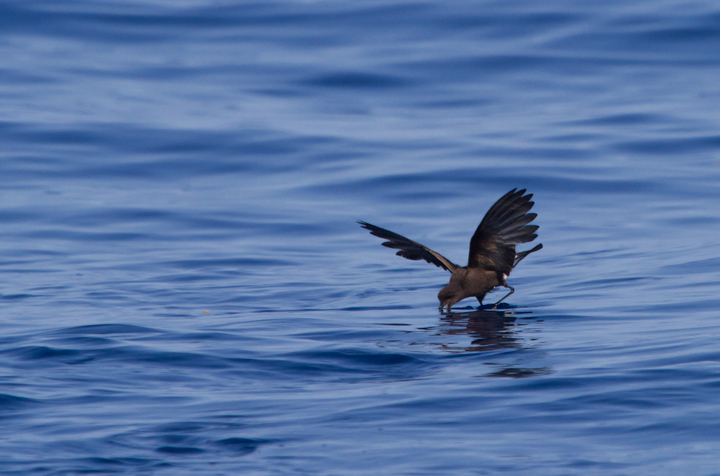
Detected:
left=434, top=305, right=551, bottom=377
left=438, top=306, right=522, bottom=351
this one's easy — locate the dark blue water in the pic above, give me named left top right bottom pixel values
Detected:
left=2, top=1, right=720, bottom=474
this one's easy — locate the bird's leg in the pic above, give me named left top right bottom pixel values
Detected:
left=492, top=286, right=514, bottom=309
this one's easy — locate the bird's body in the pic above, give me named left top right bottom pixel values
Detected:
left=437, top=266, right=501, bottom=308
left=359, top=189, right=542, bottom=312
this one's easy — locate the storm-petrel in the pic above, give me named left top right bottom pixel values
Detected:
left=359, top=188, right=542, bottom=312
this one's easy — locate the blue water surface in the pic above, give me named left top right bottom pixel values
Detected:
left=2, top=0, right=720, bottom=474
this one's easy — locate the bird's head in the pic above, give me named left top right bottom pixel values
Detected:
left=438, top=282, right=462, bottom=313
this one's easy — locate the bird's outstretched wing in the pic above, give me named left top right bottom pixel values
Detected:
left=468, top=189, right=540, bottom=274
left=358, top=221, right=458, bottom=272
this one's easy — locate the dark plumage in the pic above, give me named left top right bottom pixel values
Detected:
left=358, top=189, right=542, bottom=312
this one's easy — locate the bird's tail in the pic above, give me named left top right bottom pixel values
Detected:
left=513, top=243, right=542, bottom=267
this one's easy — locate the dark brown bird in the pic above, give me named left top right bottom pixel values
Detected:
left=358, top=188, right=542, bottom=312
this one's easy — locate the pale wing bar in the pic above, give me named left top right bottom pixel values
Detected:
left=358, top=221, right=458, bottom=272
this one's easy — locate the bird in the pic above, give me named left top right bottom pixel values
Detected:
left=358, top=188, right=542, bottom=313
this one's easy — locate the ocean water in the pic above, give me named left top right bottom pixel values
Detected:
left=2, top=0, right=720, bottom=474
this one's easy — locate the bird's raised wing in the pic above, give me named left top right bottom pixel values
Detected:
left=358, top=221, right=458, bottom=272
left=468, top=189, right=540, bottom=275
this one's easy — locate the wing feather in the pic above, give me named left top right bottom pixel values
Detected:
left=468, top=189, right=541, bottom=274
left=358, top=221, right=458, bottom=272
